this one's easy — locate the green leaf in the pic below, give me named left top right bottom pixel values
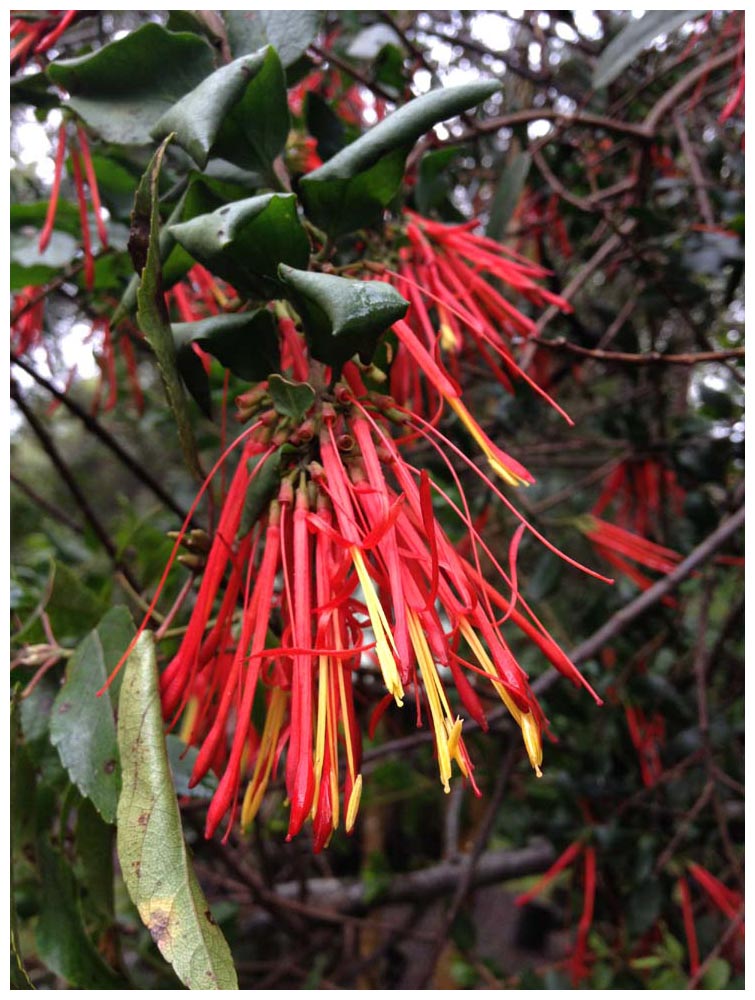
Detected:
left=209, top=46, right=290, bottom=177
left=47, top=23, right=216, bottom=145
left=592, top=11, right=706, bottom=89
left=278, top=264, right=408, bottom=369
left=49, top=607, right=134, bottom=824
left=130, top=136, right=203, bottom=479
left=223, top=10, right=321, bottom=67
left=238, top=445, right=295, bottom=537
left=268, top=374, right=316, bottom=422
left=10, top=694, right=35, bottom=990
left=116, top=633, right=238, bottom=990
left=173, top=310, right=281, bottom=400
left=415, top=147, right=460, bottom=217
left=305, top=91, right=346, bottom=163
left=486, top=151, right=532, bottom=241
left=298, top=79, right=499, bottom=236
left=11, top=229, right=78, bottom=290
left=702, top=959, right=731, bottom=990
left=169, top=193, right=310, bottom=298
left=35, top=841, right=124, bottom=988
left=76, top=799, right=116, bottom=924
left=152, top=50, right=270, bottom=169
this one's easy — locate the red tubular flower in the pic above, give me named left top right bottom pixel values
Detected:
left=677, top=876, right=701, bottom=976
left=571, top=845, right=597, bottom=987
left=688, top=863, right=744, bottom=926
left=39, top=122, right=68, bottom=255
left=624, top=704, right=665, bottom=787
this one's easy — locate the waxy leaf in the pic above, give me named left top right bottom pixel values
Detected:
left=117, top=632, right=238, bottom=990
left=209, top=46, right=290, bottom=178
left=173, top=310, right=281, bottom=416
left=49, top=607, right=135, bottom=824
left=170, top=193, right=310, bottom=298
left=47, top=23, right=216, bottom=145
left=299, top=79, right=500, bottom=236
left=10, top=693, right=34, bottom=990
left=486, top=150, right=532, bottom=241
left=268, top=373, right=316, bottom=422
left=152, top=50, right=270, bottom=169
left=131, top=136, right=203, bottom=479
left=278, top=264, right=409, bottom=369
left=239, top=444, right=296, bottom=537
left=35, top=841, right=124, bottom=988
left=592, top=11, right=705, bottom=89
left=223, top=10, right=321, bottom=67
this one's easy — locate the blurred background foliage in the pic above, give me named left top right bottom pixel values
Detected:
left=10, top=9, right=744, bottom=990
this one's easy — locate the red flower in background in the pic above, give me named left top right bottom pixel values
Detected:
left=10, top=10, right=77, bottom=68
left=624, top=704, right=665, bottom=787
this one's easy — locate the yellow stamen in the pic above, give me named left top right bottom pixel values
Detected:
left=312, top=653, right=330, bottom=817
left=447, top=396, right=530, bottom=487
left=439, top=321, right=459, bottom=353
left=520, top=712, right=544, bottom=777
left=351, top=546, right=404, bottom=705
left=241, top=688, right=288, bottom=830
left=459, top=618, right=543, bottom=776
left=408, top=611, right=455, bottom=792
left=178, top=695, right=199, bottom=744
left=345, top=774, right=363, bottom=833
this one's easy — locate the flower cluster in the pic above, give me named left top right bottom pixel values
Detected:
left=363, top=211, right=573, bottom=425
left=120, top=336, right=602, bottom=850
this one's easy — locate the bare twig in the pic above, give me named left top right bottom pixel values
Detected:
left=11, top=379, right=142, bottom=594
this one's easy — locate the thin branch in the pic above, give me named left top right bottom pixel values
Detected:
left=674, top=112, right=715, bottom=227
left=686, top=907, right=745, bottom=989
left=11, top=351, right=190, bottom=522
left=10, top=472, right=84, bottom=534
left=11, top=379, right=142, bottom=594
left=565, top=505, right=744, bottom=670
left=531, top=339, right=745, bottom=367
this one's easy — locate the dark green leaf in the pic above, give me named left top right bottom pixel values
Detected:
left=131, top=136, right=203, bottom=479
left=76, top=799, right=116, bottom=923
left=153, top=50, right=269, bottom=169
left=593, top=11, right=706, bottom=89
left=169, top=193, right=310, bottom=298
left=49, top=606, right=134, bottom=824
left=117, top=633, right=238, bottom=989
left=486, top=150, right=532, bottom=241
left=223, top=10, right=321, bottom=67
left=238, top=445, right=297, bottom=537
left=298, top=79, right=499, bottom=236
left=11, top=199, right=80, bottom=234
left=305, top=91, right=346, bottom=163
left=210, top=46, right=290, bottom=177
left=35, top=841, right=124, bottom=988
left=268, top=374, right=316, bottom=422
left=10, top=68, right=58, bottom=108
left=173, top=310, right=281, bottom=390
left=278, top=264, right=408, bottom=369
left=47, top=23, right=216, bottom=145
left=415, top=147, right=460, bottom=216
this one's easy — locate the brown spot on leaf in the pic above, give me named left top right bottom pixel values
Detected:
left=57, top=701, right=72, bottom=714
left=103, top=758, right=116, bottom=774
left=148, top=908, right=171, bottom=945
left=204, top=908, right=216, bottom=926
left=137, top=811, right=149, bottom=827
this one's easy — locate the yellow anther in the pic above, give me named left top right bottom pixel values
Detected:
left=345, top=774, right=363, bottom=833
left=352, top=547, right=404, bottom=705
